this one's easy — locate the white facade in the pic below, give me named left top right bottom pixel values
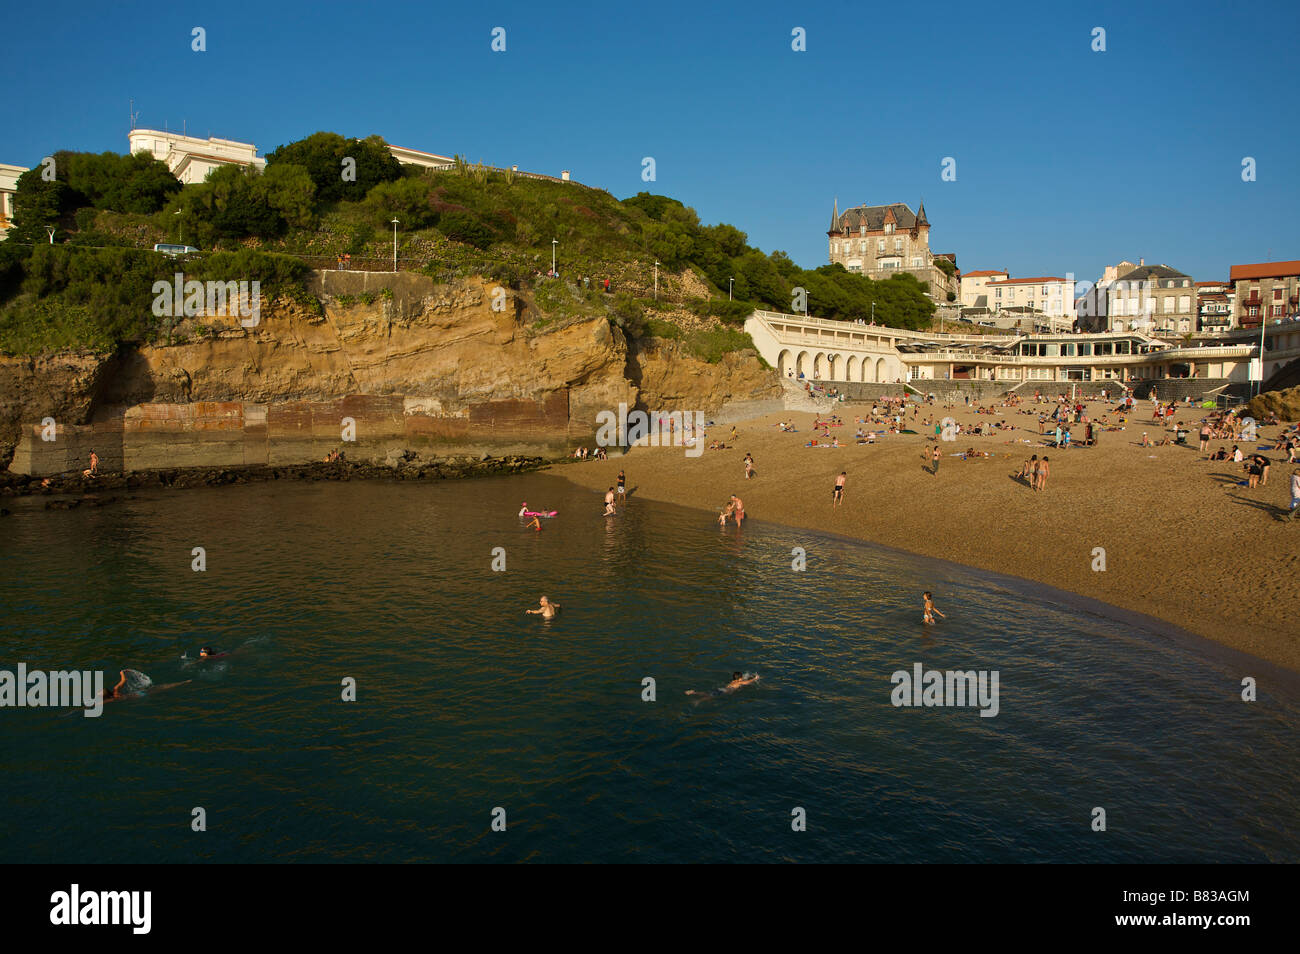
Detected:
left=985, top=277, right=1076, bottom=320
left=128, top=129, right=266, bottom=184
left=0, top=162, right=27, bottom=238
left=959, top=269, right=1009, bottom=308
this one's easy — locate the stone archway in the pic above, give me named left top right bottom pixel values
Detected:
left=796, top=351, right=810, bottom=377
left=777, top=349, right=793, bottom=376
left=846, top=355, right=859, bottom=382
left=813, top=353, right=826, bottom=379
left=876, top=357, right=887, bottom=382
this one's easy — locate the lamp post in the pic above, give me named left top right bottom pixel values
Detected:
left=391, top=218, right=399, bottom=272
left=654, top=260, right=660, bottom=300
left=174, top=209, right=183, bottom=245
left=45, top=226, right=56, bottom=245
left=551, top=238, right=558, bottom=279
left=728, top=277, right=734, bottom=301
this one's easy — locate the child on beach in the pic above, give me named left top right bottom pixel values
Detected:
left=922, top=591, right=945, bottom=625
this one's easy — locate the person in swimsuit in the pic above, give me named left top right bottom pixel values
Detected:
left=686, top=671, right=759, bottom=696
left=526, top=515, right=542, bottom=531
left=616, top=471, right=626, bottom=502
left=525, top=595, right=560, bottom=619
left=744, top=454, right=754, bottom=479
left=922, top=591, right=945, bottom=625
left=519, top=502, right=530, bottom=517
left=833, top=472, right=846, bottom=508
left=604, top=487, right=616, bottom=512
left=730, top=494, right=745, bottom=523
left=82, top=450, right=99, bottom=479
left=718, top=501, right=734, bottom=526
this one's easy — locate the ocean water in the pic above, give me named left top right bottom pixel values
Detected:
left=0, top=473, right=1296, bottom=863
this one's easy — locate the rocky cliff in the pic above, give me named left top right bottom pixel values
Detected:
left=3, top=272, right=780, bottom=475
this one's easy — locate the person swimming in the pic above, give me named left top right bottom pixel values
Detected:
left=686, top=671, right=759, bottom=696
left=525, top=595, right=560, bottom=619
left=100, top=670, right=128, bottom=702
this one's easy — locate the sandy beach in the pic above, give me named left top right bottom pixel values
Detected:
left=555, top=396, right=1299, bottom=672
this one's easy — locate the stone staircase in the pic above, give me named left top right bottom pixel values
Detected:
left=780, top=378, right=834, bottom=413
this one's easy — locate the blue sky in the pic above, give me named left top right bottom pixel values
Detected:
left=5, top=0, right=1297, bottom=282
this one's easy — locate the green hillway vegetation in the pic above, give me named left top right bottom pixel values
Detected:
left=0, top=132, right=935, bottom=357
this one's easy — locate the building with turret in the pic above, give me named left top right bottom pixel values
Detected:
left=827, top=200, right=956, bottom=300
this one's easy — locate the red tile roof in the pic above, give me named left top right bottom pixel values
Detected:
left=961, top=269, right=1007, bottom=278
left=1229, top=260, right=1300, bottom=281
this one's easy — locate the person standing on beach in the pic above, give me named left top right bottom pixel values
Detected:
left=833, top=471, right=846, bottom=508
left=616, top=470, right=627, bottom=502
left=1036, top=456, right=1051, bottom=492
left=1199, top=423, right=1211, bottom=454
left=744, top=454, right=755, bottom=480
left=1287, top=467, right=1300, bottom=520
left=931, top=445, right=941, bottom=476
left=82, top=450, right=99, bottom=479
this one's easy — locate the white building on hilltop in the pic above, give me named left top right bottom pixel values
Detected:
left=0, top=162, right=28, bottom=238
left=128, top=129, right=266, bottom=184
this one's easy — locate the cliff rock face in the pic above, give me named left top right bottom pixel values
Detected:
left=630, top=338, right=781, bottom=412
left=0, top=353, right=108, bottom=462
left=5, top=273, right=781, bottom=475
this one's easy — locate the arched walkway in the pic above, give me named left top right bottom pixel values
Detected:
left=777, top=349, right=792, bottom=376
left=875, top=357, right=887, bottom=382
left=846, top=356, right=859, bottom=382
left=813, top=353, right=826, bottom=380
left=796, top=351, right=810, bottom=377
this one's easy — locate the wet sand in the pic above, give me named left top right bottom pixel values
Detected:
left=554, top=398, right=1300, bottom=672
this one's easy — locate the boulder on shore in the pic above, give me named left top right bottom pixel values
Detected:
left=1247, top=385, right=1300, bottom=422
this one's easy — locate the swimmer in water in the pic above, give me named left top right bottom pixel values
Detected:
left=100, top=670, right=128, bottom=702
left=526, top=515, right=542, bottom=532
left=519, top=502, right=530, bottom=517
left=525, top=595, right=560, bottom=619
left=922, top=591, right=945, bottom=625
left=686, top=671, right=759, bottom=696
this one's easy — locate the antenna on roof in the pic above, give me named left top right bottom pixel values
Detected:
left=129, top=98, right=139, bottom=131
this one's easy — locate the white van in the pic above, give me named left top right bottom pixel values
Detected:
left=153, top=243, right=200, bottom=258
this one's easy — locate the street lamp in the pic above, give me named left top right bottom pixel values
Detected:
left=551, top=238, right=558, bottom=279
left=654, top=260, right=660, bottom=301
left=391, top=218, right=399, bottom=272
left=728, top=277, right=734, bottom=301
left=45, top=226, right=56, bottom=245
left=174, top=209, right=183, bottom=245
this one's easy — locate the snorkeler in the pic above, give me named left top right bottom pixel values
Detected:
left=525, top=595, right=560, bottom=619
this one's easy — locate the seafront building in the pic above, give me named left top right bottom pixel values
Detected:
left=1105, top=263, right=1196, bottom=334
left=827, top=201, right=958, bottom=302
left=1230, top=260, right=1300, bottom=330
left=1196, top=280, right=1234, bottom=332
left=744, top=308, right=1300, bottom=395
left=0, top=163, right=27, bottom=238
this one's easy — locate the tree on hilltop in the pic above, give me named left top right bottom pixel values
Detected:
left=266, top=132, right=403, bottom=203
